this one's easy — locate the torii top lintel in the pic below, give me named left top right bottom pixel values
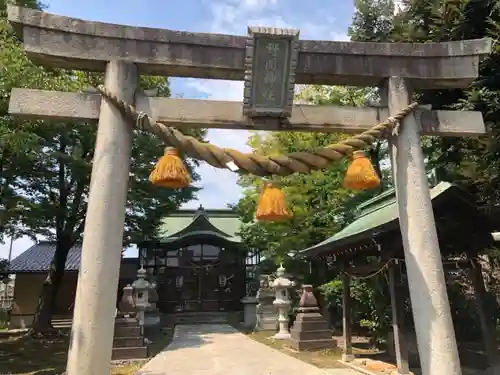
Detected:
left=8, top=5, right=491, bottom=89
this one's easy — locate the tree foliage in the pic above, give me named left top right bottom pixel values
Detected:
left=235, top=86, right=384, bottom=268
left=0, top=0, right=207, bottom=332
left=350, top=0, right=500, bottom=214
left=342, top=0, right=500, bottom=342
left=349, top=0, right=395, bottom=42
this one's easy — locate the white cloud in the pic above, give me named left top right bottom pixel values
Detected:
left=181, top=79, right=250, bottom=209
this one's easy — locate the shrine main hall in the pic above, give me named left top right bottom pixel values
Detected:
left=6, top=206, right=250, bottom=328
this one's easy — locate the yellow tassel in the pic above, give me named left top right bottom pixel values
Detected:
left=149, top=147, right=191, bottom=189
left=343, top=150, right=381, bottom=190
left=256, top=183, right=291, bottom=222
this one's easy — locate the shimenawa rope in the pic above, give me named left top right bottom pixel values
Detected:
left=97, top=85, right=418, bottom=177
left=343, top=259, right=393, bottom=280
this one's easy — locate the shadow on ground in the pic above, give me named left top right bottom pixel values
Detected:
left=0, top=330, right=69, bottom=374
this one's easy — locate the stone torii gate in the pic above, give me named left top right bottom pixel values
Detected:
left=7, top=5, right=491, bottom=375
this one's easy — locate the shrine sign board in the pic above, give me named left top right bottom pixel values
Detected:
left=243, top=27, right=299, bottom=119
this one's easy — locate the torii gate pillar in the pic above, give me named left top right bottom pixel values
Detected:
left=66, top=61, right=137, bottom=375
left=387, top=77, right=461, bottom=375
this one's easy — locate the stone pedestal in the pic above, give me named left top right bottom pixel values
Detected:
left=241, top=296, right=258, bottom=328
left=255, top=276, right=276, bottom=331
left=112, top=317, right=147, bottom=360
left=112, top=284, right=147, bottom=360
left=290, top=285, right=335, bottom=351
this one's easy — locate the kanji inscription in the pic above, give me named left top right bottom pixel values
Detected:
left=243, top=27, right=299, bottom=119
left=252, top=38, right=289, bottom=109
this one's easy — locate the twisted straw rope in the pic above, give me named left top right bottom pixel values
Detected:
left=97, top=85, right=418, bottom=177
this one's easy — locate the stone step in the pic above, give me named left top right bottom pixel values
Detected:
left=111, top=346, right=148, bottom=360
left=114, top=325, right=142, bottom=337
left=113, top=336, right=144, bottom=347
left=51, top=320, right=73, bottom=328
left=176, top=316, right=228, bottom=324
left=292, top=320, right=330, bottom=332
left=168, top=312, right=232, bottom=325
left=291, top=329, right=333, bottom=341
left=172, top=312, right=231, bottom=318
left=115, top=317, right=140, bottom=327
left=289, top=338, right=336, bottom=351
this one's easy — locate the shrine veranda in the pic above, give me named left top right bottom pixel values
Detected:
left=6, top=5, right=492, bottom=375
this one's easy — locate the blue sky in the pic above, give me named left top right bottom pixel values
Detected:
left=0, top=0, right=356, bottom=259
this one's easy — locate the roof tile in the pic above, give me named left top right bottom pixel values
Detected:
left=9, top=241, right=82, bottom=272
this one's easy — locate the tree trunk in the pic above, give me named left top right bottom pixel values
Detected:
left=29, top=240, right=71, bottom=335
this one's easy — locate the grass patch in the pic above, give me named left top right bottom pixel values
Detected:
left=0, top=332, right=69, bottom=374
left=0, top=324, right=174, bottom=375
left=111, top=360, right=148, bottom=375
left=145, top=325, right=175, bottom=357
left=245, top=330, right=346, bottom=368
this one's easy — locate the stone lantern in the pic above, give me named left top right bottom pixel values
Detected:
left=131, top=267, right=151, bottom=327
left=271, top=264, right=295, bottom=339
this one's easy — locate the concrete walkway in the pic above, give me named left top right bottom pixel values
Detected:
left=137, top=324, right=359, bottom=375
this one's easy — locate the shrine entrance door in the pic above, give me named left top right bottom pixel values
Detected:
left=151, top=243, right=245, bottom=313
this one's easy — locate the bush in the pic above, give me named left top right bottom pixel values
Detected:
left=319, top=275, right=392, bottom=345
left=0, top=310, right=9, bottom=329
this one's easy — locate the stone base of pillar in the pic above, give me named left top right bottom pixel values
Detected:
left=341, top=353, right=355, bottom=362
left=272, top=332, right=291, bottom=340
left=390, top=370, right=412, bottom=375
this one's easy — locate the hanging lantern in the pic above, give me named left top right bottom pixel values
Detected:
left=343, top=150, right=380, bottom=190
left=256, top=183, right=291, bottom=222
left=149, top=147, right=191, bottom=189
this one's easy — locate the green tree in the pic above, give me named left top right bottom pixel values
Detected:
left=0, top=258, right=7, bottom=273
left=348, top=0, right=395, bottom=42
left=347, top=0, right=500, bottom=343
left=0, top=0, right=49, bottom=239
left=235, top=86, right=383, bottom=267
left=393, top=0, right=500, bottom=212
left=1, top=0, right=206, bottom=332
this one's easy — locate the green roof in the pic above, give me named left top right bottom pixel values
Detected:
left=299, top=181, right=459, bottom=257
left=157, top=206, right=242, bottom=243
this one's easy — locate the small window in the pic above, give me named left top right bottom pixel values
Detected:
left=203, top=245, right=220, bottom=260
left=186, top=245, right=202, bottom=261
left=166, top=258, right=179, bottom=267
